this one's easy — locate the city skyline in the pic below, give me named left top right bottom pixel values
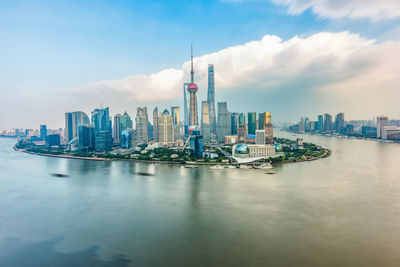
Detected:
left=1, top=0, right=400, bottom=129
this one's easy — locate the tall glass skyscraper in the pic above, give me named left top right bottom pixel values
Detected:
left=217, top=102, right=230, bottom=143
left=247, top=112, right=257, bottom=135
left=207, top=64, right=217, bottom=134
left=231, top=113, right=239, bottom=135
left=201, top=101, right=211, bottom=143
left=136, top=107, right=149, bottom=144
left=65, top=111, right=90, bottom=142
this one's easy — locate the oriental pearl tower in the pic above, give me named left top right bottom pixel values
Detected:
left=188, top=45, right=198, bottom=127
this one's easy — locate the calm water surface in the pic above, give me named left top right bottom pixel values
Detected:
left=1, top=131, right=400, bottom=266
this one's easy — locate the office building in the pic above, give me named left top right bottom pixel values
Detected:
left=238, top=124, right=247, bottom=143
left=259, top=112, right=273, bottom=144
left=158, top=109, right=174, bottom=144
left=201, top=101, right=211, bottom=143
left=217, top=102, right=230, bottom=143
left=136, top=107, right=149, bottom=144
left=91, top=108, right=111, bottom=133
left=382, top=126, right=400, bottom=140
left=95, top=131, right=113, bottom=152
left=188, top=46, right=198, bottom=126
left=256, top=130, right=266, bottom=145
left=377, top=116, right=389, bottom=138
left=335, top=113, right=345, bottom=131
left=231, top=113, right=240, bottom=135
left=324, top=113, right=332, bottom=132
left=153, top=107, right=159, bottom=141
left=362, top=126, right=377, bottom=138
left=120, top=112, right=133, bottom=132
left=189, top=127, right=203, bottom=158
left=78, top=125, right=95, bottom=151
left=65, top=111, right=90, bottom=142
left=317, top=115, right=324, bottom=132
left=46, top=134, right=60, bottom=148
left=40, top=125, right=47, bottom=141
left=113, top=114, right=122, bottom=144
left=207, top=64, right=217, bottom=134
left=248, top=112, right=257, bottom=135
left=120, top=129, right=134, bottom=149
left=171, top=106, right=180, bottom=125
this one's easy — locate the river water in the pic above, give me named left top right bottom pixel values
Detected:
left=0, top=130, right=400, bottom=266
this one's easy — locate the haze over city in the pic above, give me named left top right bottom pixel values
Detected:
left=1, top=0, right=399, bottom=129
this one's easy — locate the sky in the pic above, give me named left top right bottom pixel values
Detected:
left=0, top=0, right=399, bottom=129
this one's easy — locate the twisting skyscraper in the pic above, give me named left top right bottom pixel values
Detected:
left=188, top=45, right=198, bottom=126
left=207, top=64, right=216, bottom=134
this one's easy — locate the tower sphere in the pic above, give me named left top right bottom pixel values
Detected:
left=188, top=83, right=198, bottom=92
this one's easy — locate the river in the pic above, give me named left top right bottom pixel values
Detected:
left=0, top=130, right=399, bottom=266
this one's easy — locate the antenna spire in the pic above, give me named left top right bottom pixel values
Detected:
left=190, top=44, right=194, bottom=84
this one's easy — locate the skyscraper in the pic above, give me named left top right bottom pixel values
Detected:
left=91, top=107, right=112, bottom=151
left=188, top=46, right=198, bottom=126
left=217, top=102, right=230, bottom=143
left=259, top=112, right=273, bottom=144
left=207, top=64, right=217, bottom=134
left=377, top=116, right=389, bottom=138
left=120, top=112, right=133, bottom=132
left=171, top=106, right=180, bottom=125
left=247, top=112, right=257, bottom=135
left=136, top=107, right=149, bottom=144
left=317, top=115, right=324, bottom=132
left=158, top=109, right=174, bottom=144
left=78, top=125, right=95, bottom=151
left=335, top=113, right=345, bottom=131
left=91, top=108, right=111, bottom=133
left=65, top=111, right=90, bottom=142
left=113, top=114, right=122, bottom=144
left=201, top=101, right=211, bottom=143
left=153, top=107, right=159, bottom=141
left=40, top=125, right=47, bottom=141
left=323, top=113, right=332, bottom=132
left=231, top=113, right=240, bottom=135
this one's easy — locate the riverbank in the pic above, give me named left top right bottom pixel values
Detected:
left=15, top=144, right=331, bottom=166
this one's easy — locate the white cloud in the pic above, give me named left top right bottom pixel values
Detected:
left=271, top=0, right=400, bottom=20
left=67, top=31, right=399, bottom=122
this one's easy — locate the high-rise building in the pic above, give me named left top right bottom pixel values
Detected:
left=238, top=124, right=247, bottom=143
left=207, top=64, right=217, bottom=134
left=153, top=107, right=159, bottom=141
left=120, top=129, right=134, bottom=149
left=188, top=46, right=198, bottom=126
left=135, top=107, right=149, bottom=144
left=171, top=106, right=180, bottom=125
left=304, top=117, right=310, bottom=132
left=335, top=113, right=345, bottom=131
left=231, top=113, right=240, bottom=135
left=78, top=125, right=95, bottom=151
left=65, top=111, right=90, bottom=142
left=46, top=134, right=60, bottom=148
left=377, top=116, right=389, bottom=138
left=324, top=113, right=332, bottom=132
left=113, top=114, right=122, bottom=144
left=95, top=131, right=113, bottom=152
left=256, top=130, right=266, bottom=145
left=259, top=112, right=273, bottom=144
left=247, top=112, right=257, bottom=135
left=120, top=112, right=133, bottom=132
left=201, top=101, right=211, bottom=143
left=91, top=108, right=111, bottom=133
left=318, top=115, right=324, bottom=132
left=238, top=113, right=245, bottom=127
left=217, top=102, right=230, bottom=143
left=158, top=109, right=174, bottom=144
left=40, top=125, right=47, bottom=141
left=189, top=127, right=203, bottom=158
left=183, top=83, right=191, bottom=132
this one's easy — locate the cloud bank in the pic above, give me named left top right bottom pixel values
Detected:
left=272, top=0, right=400, bottom=20
left=75, top=31, right=399, bottom=121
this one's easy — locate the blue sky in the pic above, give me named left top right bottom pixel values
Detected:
left=1, top=0, right=399, bottom=129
